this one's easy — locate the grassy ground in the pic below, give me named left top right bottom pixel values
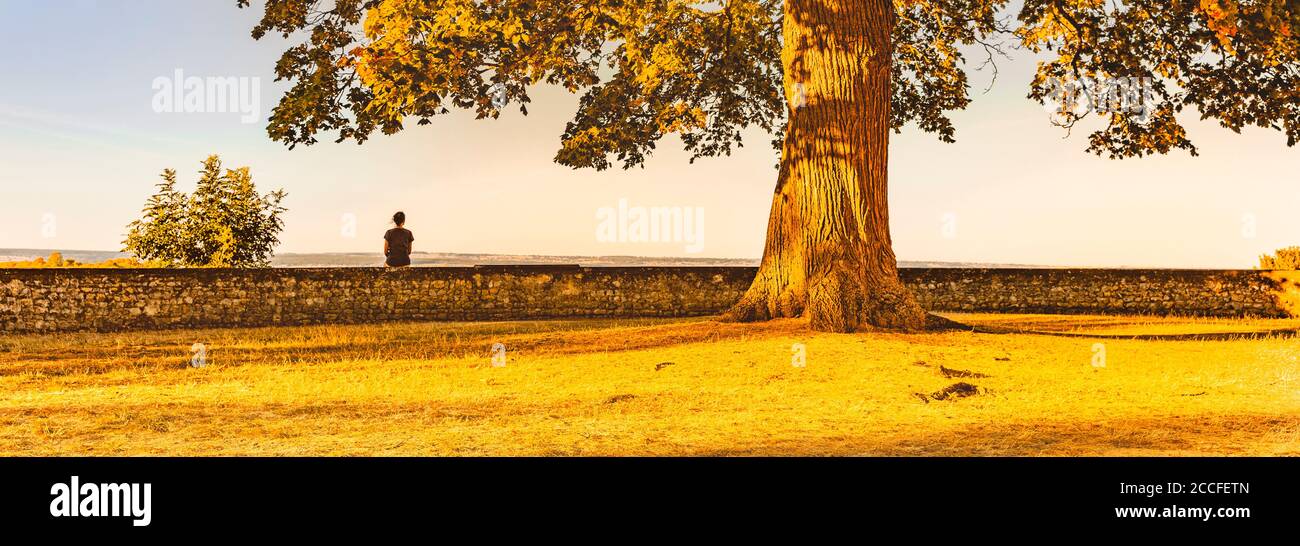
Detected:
left=948, top=312, right=1300, bottom=336
left=1, top=315, right=1297, bottom=456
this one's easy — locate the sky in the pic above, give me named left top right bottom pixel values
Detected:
left=0, top=0, right=1295, bottom=268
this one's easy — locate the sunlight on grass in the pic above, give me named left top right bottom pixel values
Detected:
left=944, top=313, right=1300, bottom=336
left=1, top=316, right=1297, bottom=456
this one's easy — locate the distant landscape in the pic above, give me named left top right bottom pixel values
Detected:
left=0, top=248, right=1054, bottom=269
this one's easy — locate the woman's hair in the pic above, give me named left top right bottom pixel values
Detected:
left=393, top=211, right=406, bottom=226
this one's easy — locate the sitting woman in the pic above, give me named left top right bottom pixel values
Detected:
left=383, top=211, right=414, bottom=268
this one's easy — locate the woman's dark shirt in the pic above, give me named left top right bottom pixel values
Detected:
left=384, top=228, right=414, bottom=267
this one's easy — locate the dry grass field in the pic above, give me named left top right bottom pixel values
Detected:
left=2, top=314, right=1298, bottom=456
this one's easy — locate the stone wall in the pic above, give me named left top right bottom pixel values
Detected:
left=900, top=268, right=1300, bottom=317
left=0, top=266, right=754, bottom=334
left=2, top=266, right=1297, bottom=334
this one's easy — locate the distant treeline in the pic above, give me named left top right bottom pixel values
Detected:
left=0, top=252, right=155, bottom=269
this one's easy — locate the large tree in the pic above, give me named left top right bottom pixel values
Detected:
left=239, top=0, right=1298, bottom=331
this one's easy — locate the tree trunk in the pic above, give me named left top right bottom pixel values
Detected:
left=723, top=0, right=926, bottom=332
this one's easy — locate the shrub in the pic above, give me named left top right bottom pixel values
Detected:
left=123, top=155, right=287, bottom=268
left=1259, top=247, right=1300, bottom=270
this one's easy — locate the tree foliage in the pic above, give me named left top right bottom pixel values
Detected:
left=1019, top=0, right=1300, bottom=157
left=123, top=155, right=288, bottom=268
left=238, top=0, right=1297, bottom=165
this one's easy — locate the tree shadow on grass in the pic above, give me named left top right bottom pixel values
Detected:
left=0, top=318, right=809, bottom=378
